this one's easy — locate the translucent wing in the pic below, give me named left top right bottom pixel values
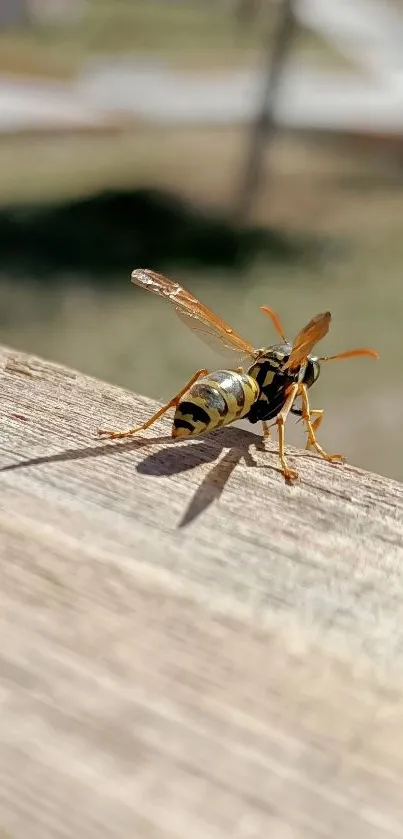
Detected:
left=131, top=268, right=258, bottom=359
left=283, top=311, right=331, bottom=371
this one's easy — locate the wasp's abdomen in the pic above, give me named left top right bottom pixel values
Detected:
left=172, top=370, right=259, bottom=437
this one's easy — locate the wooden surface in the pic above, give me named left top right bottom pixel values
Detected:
left=1, top=344, right=403, bottom=839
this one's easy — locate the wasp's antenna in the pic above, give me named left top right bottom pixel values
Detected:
left=319, top=348, right=379, bottom=362
left=260, top=306, right=288, bottom=343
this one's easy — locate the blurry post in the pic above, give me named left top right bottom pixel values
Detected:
left=234, top=0, right=295, bottom=224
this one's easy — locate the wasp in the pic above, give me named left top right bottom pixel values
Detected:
left=98, top=268, right=379, bottom=482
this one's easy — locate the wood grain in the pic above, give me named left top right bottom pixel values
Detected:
left=1, top=344, right=403, bottom=839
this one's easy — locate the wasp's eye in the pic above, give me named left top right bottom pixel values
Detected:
left=304, top=359, right=320, bottom=387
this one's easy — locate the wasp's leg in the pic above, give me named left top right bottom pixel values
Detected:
left=261, top=420, right=271, bottom=439
left=275, top=383, right=299, bottom=482
left=255, top=419, right=271, bottom=452
left=98, top=369, right=208, bottom=440
left=304, top=408, right=323, bottom=450
left=300, top=386, right=344, bottom=463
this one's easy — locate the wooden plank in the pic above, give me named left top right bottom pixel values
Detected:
left=1, top=344, right=403, bottom=839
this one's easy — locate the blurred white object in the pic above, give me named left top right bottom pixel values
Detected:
left=295, top=0, right=403, bottom=91
left=78, top=58, right=403, bottom=133
left=0, top=76, right=108, bottom=132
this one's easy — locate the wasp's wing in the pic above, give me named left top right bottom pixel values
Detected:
left=283, top=311, right=331, bottom=371
left=131, top=268, right=257, bottom=359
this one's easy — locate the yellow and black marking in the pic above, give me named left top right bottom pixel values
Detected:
left=172, top=370, right=259, bottom=438
left=246, top=345, right=294, bottom=424
left=246, top=344, right=322, bottom=426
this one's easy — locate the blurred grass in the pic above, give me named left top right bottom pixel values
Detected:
left=0, top=126, right=248, bottom=206
left=0, top=126, right=399, bottom=227
left=0, top=0, right=349, bottom=78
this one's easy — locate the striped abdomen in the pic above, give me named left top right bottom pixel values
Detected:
left=172, top=370, right=259, bottom=438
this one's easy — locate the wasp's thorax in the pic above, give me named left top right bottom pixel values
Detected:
left=246, top=344, right=321, bottom=424
left=250, top=345, right=321, bottom=386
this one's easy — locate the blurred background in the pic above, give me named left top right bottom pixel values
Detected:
left=1, top=0, right=402, bottom=480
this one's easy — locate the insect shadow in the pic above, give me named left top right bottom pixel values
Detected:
left=0, top=434, right=168, bottom=473
left=178, top=446, right=260, bottom=527
left=0, top=425, right=279, bottom=527
left=136, top=427, right=276, bottom=527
